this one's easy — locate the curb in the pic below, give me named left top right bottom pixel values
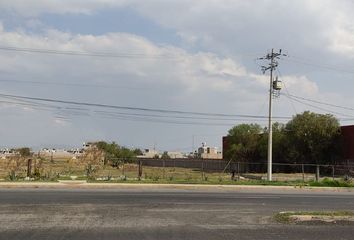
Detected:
left=0, top=182, right=354, bottom=193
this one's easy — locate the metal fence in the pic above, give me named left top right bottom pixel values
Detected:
left=137, top=158, right=354, bottom=182
left=0, top=156, right=354, bottom=182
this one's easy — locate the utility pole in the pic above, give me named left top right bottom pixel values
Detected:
left=259, top=49, right=286, bottom=181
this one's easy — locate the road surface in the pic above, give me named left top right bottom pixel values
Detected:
left=0, top=187, right=353, bottom=239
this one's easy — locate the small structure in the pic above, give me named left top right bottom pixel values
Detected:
left=166, top=151, right=186, bottom=159
left=137, top=149, right=160, bottom=158
left=197, top=142, right=222, bottom=159
left=0, top=148, right=15, bottom=158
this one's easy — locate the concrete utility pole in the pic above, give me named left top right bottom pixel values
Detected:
left=259, top=49, right=286, bottom=181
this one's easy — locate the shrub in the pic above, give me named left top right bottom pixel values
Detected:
left=218, top=176, right=223, bottom=183
left=309, top=178, right=352, bottom=187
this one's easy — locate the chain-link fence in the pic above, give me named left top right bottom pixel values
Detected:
left=137, top=158, right=354, bottom=182
left=0, top=155, right=353, bottom=183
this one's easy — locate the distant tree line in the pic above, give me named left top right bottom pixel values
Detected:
left=224, top=111, right=342, bottom=165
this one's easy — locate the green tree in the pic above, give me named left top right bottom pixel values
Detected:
left=258, top=122, right=288, bottom=163
left=225, top=123, right=262, bottom=162
left=133, top=148, right=143, bottom=156
left=161, top=151, right=170, bottom=159
left=285, top=111, right=341, bottom=164
left=15, top=147, right=32, bottom=157
left=94, top=141, right=138, bottom=167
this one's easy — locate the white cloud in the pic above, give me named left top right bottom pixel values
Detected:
left=0, top=27, right=250, bottom=95
left=0, top=24, right=326, bottom=109
left=1, top=0, right=354, bottom=148
left=280, top=75, right=319, bottom=96
left=2, top=0, right=354, bottom=59
left=0, top=0, right=129, bottom=17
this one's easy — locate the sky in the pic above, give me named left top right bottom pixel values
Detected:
left=1, top=0, right=354, bottom=151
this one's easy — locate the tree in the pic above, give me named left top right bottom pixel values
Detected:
left=17, top=147, right=32, bottom=157
left=133, top=148, right=143, bottom=156
left=285, top=111, right=341, bottom=164
left=257, top=122, right=288, bottom=163
left=80, top=144, right=105, bottom=179
left=225, top=123, right=263, bottom=162
left=6, top=147, right=33, bottom=180
left=161, top=151, right=170, bottom=159
left=94, top=141, right=138, bottom=167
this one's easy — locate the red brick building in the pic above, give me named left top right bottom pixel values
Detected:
left=341, top=125, right=354, bottom=161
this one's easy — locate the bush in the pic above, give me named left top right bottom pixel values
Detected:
left=309, top=178, right=352, bottom=187
left=218, top=176, right=223, bottom=183
left=8, top=171, right=16, bottom=181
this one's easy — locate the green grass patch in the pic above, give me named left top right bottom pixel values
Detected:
left=87, top=178, right=308, bottom=186
left=309, top=178, right=353, bottom=187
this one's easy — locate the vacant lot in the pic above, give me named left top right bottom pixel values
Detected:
left=0, top=156, right=330, bottom=184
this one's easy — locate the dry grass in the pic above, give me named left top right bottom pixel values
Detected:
left=0, top=156, right=344, bottom=184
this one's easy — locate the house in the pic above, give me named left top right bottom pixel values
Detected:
left=166, top=151, right=186, bottom=159
left=197, top=142, right=222, bottom=159
left=137, top=149, right=160, bottom=158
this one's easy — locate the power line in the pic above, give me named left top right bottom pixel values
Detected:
left=4, top=45, right=354, bottom=75
left=0, top=45, right=262, bottom=60
left=93, top=110, right=273, bottom=122
left=276, top=69, right=297, bottom=115
left=285, top=56, right=354, bottom=75
left=2, top=92, right=353, bottom=126
left=0, top=78, right=148, bottom=90
left=0, top=98, right=274, bottom=126
left=0, top=93, right=291, bottom=119
left=0, top=46, right=178, bottom=59
left=283, top=94, right=354, bottom=118
left=283, top=93, right=354, bottom=112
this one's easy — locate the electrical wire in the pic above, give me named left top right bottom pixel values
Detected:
left=284, top=93, right=354, bottom=112
left=0, top=93, right=291, bottom=119
left=285, top=56, right=354, bottom=75
left=283, top=94, right=354, bottom=118
left=0, top=45, right=262, bottom=60
left=0, top=78, right=148, bottom=90
left=276, top=69, right=298, bottom=114
left=92, top=110, right=272, bottom=122
left=0, top=46, right=179, bottom=59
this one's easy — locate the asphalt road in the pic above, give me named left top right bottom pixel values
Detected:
left=0, top=187, right=354, bottom=240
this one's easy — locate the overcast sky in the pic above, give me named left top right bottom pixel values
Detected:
left=0, top=0, right=354, bottom=151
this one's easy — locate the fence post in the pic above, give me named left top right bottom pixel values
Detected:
left=163, top=159, right=166, bottom=179
left=332, top=165, right=335, bottom=180
left=138, top=160, right=142, bottom=179
left=315, top=165, right=320, bottom=182
left=122, top=158, right=125, bottom=177
left=27, top=158, right=32, bottom=177
left=302, top=164, right=305, bottom=182
left=237, top=162, right=240, bottom=180
left=201, top=159, right=204, bottom=181
left=34, top=158, right=37, bottom=172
